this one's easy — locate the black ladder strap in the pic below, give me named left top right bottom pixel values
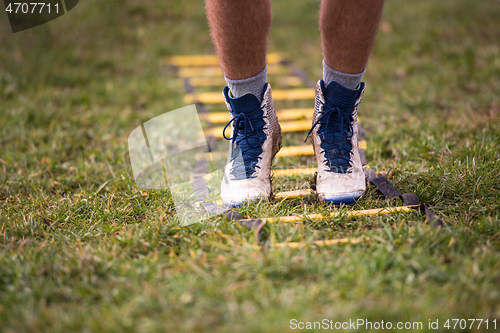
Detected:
left=364, top=169, right=444, bottom=228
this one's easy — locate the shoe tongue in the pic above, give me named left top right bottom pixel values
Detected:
left=229, top=94, right=261, bottom=115
left=321, top=80, right=359, bottom=110
left=224, top=84, right=267, bottom=115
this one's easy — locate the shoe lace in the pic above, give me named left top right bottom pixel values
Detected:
left=222, top=105, right=267, bottom=179
left=305, top=101, right=357, bottom=173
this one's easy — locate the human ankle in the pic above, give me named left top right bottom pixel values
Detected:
left=224, top=65, right=267, bottom=102
left=322, top=59, right=364, bottom=90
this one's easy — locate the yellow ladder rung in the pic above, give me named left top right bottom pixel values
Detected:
left=280, top=76, right=303, bottom=87
left=274, top=167, right=316, bottom=177
left=270, top=236, right=370, bottom=248
left=179, top=67, right=222, bottom=79
left=277, top=146, right=314, bottom=157
left=189, top=77, right=227, bottom=87
left=185, top=91, right=222, bottom=104
left=274, top=189, right=312, bottom=199
left=276, top=108, right=313, bottom=121
left=279, top=120, right=312, bottom=133
left=168, top=53, right=283, bottom=67
left=243, top=206, right=414, bottom=223
left=189, top=75, right=303, bottom=88
left=272, top=89, right=315, bottom=101
left=200, top=108, right=313, bottom=124
left=199, top=112, right=232, bottom=124
left=276, top=140, right=366, bottom=158
left=204, top=119, right=369, bottom=143
left=192, top=167, right=316, bottom=179
left=204, top=119, right=311, bottom=138
left=193, top=189, right=310, bottom=210
left=185, top=88, right=315, bottom=104
left=179, top=63, right=287, bottom=79
left=199, top=112, right=365, bottom=147
left=169, top=54, right=219, bottom=67
left=194, top=144, right=365, bottom=161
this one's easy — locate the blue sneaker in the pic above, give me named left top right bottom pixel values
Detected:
left=221, top=83, right=282, bottom=207
left=306, top=80, right=366, bottom=204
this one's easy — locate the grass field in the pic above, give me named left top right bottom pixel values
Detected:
left=1, top=0, right=500, bottom=332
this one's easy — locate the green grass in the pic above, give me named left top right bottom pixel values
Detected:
left=1, top=0, right=500, bottom=332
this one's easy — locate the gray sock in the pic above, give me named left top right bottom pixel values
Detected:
left=323, top=59, right=365, bottom=90
left=224, top=65, right=267, bottom=102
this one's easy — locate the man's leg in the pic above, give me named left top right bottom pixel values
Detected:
left=205, top=0, right=281, bottom=207
left=309, top=0, right=385, bottom=204
left=205, top=0, right=271, bottom=99
left=320, top=0, right=385, bottom=87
